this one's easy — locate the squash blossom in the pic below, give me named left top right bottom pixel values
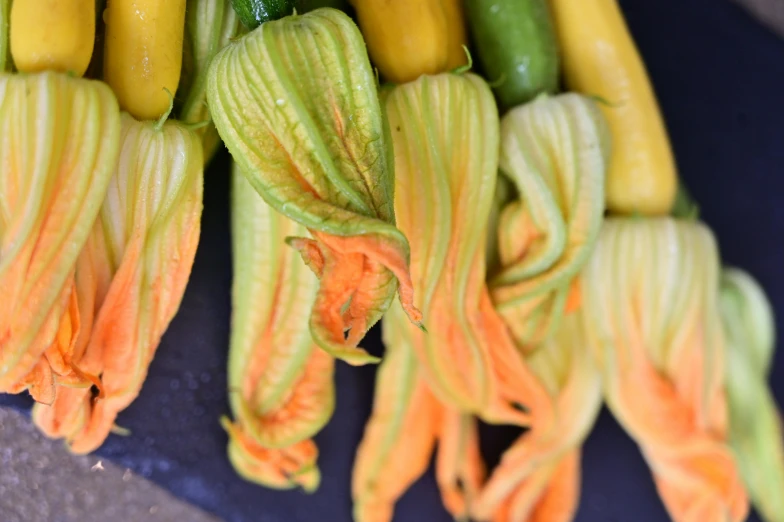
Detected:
left=177, top=0, right=240, bottom=164
left=33, top=114, right=204, bottom=454
left=352, top=302, right=485, bottom=522
left=0, top=72, right=121, bottom=403
left=581, top=218, right=748, bottom=522
left=381, top=72, right=548, bottom=424
left=352, top=312, right=442, bottom=522
left=222, top=164, right=335, bottom=491
left=435, top=409, right=485, bottom=521
left=489, top=93, right=608, bottom=349
left=719, top=268, right=784, bottom=522
left=472, top=314, right=602, bottom=522
left=206, top=8, right=422, bottom=366
left=32, top=227, right=114, bottom=443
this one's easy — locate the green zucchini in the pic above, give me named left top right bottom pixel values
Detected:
left=294, top=0, right=348, bottom=13
left=463, top=0, right=559, bottom=110
left=231, top=0, right=294, bottom=29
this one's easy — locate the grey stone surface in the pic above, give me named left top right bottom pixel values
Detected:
left=733, top=0, right=784, bottom=38
left=0, top=408, right=221, bottom=522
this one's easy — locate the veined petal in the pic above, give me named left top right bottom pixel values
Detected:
left=227, top=164, right=334, bottom=453
left=473, top=314, right=601, bottom=522
left=490, top=93, right=608, bottom=348
left=207, top=8, right=421, bottom=365
left=720, top=268, right=784, bottom=522
left=581, top=217, right=748, bottom=522
left=386, top=72, right=545, bottom=424
left=32, top=224, right=114, bottom=443
left=178, top=0, right=240, bottom=163
left=222, top=418, right=321, bottom=493
left=0, top=71, right=120, bottom=395
left=436, top=410, right=485, bottom=520
left=352, top=302, right=441, bottom=522
left=67, top=114, right=203, bottom=454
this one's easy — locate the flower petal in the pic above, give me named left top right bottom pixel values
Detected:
left=207, top=8, right=421, bottom=364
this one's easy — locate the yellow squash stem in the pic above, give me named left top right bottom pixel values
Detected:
left=9, top=0, right=95, bottom=76
left=0, top=73, right=120, bottom=403
left=207, top=9, right=421, bottom=365
left=384, top=73, right=549, bottom=425
left=548, top=0, right=677, bottom=216
left=472, top=315, right=602, bottom=522
left=720, top=268, right=784, bottom=522
left=581, top=218, right=748, bottom=522
left=349, top=0, right=467, bottom=83
left=489, top=93, right=609, bottom=348
left=32, top=114, right=203, bottom=454
left=223, top=164, right=334, bottom=491
left=1, top=0, right=9, bottom=72
left=103, top=0, right=187, bottom=120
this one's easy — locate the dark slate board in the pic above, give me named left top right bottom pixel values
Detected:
left=1, top=0, right=781, bottom=520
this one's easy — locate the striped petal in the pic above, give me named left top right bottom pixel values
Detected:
left=581, top=217, right=748, bottom=522
left=207, top=8, right=420, bottom=365
left=352, top=302, right=441, bottom=522
left=472, top=314, right=601, bottom=522
left=720, top=267, right=784, bottom=522
left=0, top=71, right=120, bottom=397
left=223, top=162, right=334, bottom=491
left=385, top=72, right=545, bottom=424
left=490, top=93, right=608, bottom=348
left=65, top=114, right=203, bottom=454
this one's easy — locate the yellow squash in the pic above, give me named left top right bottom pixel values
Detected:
left=103, top=0, right=187, bottom=120
left=549, top=0, right=677, bottom=216
left=9, top=0, right=95, bottom=76
left=350, top=0, right=467, bottom=84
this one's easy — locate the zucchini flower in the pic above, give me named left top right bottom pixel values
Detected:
left=720, top=268, right=784, bottom=522
left=472, top=314, right=602, bottom=522
left=0, top=72, right=121, bottom=402
left=178, top=0, right=240, bottom=163
left=32, top=228, right=113, bottom=442
left=469, top=93, right=606, bottom=522
left=353, top=302, right=485, bottom=522
left=383, top=72, right=547, bottom=424
left=222, top=164, right=335, bottom=491
left=206, top=8, right=422, bottom=366
left=436, top=409, right=485, bottom=521
left=581, top=217, right=748, bottom=522
left=352, top=305, right=442, bottom=522
left=489, top=93, right=608, bottom=349
left=37, top=114, right=204, bottom=454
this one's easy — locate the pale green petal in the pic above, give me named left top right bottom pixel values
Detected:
left=490, top=93, right=608, bottom=347
left=721, top=267, right=784, bottom=522
left=228, top=161, right=334, bottom=449
left=0, top=72, right=120, bottom=392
